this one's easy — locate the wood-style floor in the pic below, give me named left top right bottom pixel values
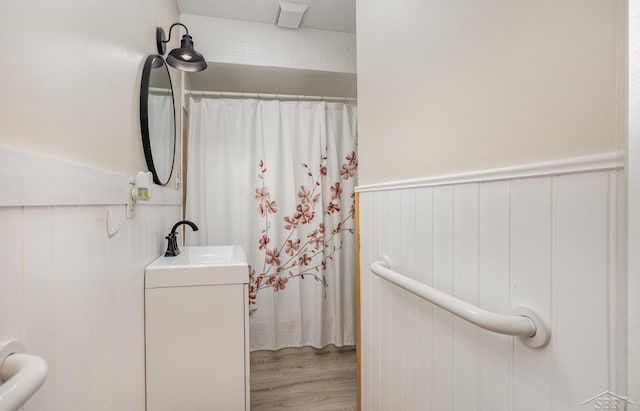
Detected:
left=250, top=345, right=357, bottom=411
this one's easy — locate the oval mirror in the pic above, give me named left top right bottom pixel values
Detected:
left=140, top=54, right=176, bottom=185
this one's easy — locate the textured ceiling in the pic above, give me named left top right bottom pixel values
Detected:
left=177, top=0, right=356, bottom=33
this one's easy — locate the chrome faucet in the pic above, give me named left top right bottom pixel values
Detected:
left=165, top=220, right=199, bottom=257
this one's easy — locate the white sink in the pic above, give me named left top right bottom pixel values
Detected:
left=145, top=245, right=249, bottom=289
left=163, top=246, right=235, bottom=266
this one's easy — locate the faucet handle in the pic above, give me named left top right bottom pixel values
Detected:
left=164, top=233, right=180, bottom=257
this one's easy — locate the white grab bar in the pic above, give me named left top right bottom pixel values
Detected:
left=0, top=341, right=48, bottom=411
left=370, top=257, right=550, bottom=348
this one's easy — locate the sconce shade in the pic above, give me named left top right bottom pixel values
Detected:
left=156, top=24, right=207, bottom=72
left=166, top=35, right=207, bottom=72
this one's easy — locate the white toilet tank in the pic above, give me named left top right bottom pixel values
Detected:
left=144, top=246, right=250, bottom=411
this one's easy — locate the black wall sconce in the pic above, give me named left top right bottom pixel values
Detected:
left=156, top=23, right=207, bottom=72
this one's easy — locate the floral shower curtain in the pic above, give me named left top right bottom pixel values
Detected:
left=186, top=97, right=358, bottom=351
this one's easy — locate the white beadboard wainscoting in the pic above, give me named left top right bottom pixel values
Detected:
left=0, top=148, right=183, bottom=411
left=358, top=166, right=625, bottom=410
left=0, top=204, right=181, bottom=411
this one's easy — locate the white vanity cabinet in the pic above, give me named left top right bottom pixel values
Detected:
left=144, top=246, right=250, bottom=411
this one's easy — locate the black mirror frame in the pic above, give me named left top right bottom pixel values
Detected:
left=140, top=54, right=176, bottom=186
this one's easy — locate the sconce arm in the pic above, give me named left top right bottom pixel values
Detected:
left=156, top=23, right=190, bottom=55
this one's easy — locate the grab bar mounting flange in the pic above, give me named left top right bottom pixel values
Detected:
left=0, top=341, right=23, bottom=371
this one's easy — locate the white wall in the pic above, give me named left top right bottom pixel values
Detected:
left=0, top=0, right=182, bottom=179
left=179, top=14, right=357, bottom=102
left=0, top=1, right=183, bottom=410
left=356, top=0, right=623, bottom=185
left=180, top=14, right=356, bottom=74
left=356, top=0, right=629, bottom=406
left=628, top=0, right=640, bottom=404
left=359, top=167, right=624, bottom=410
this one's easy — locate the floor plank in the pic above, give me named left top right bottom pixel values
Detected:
left=250, top=345, right=357, bottom=411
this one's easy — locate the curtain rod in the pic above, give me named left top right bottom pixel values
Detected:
left=149, top=87, right=172, bottom=95
left=187, top=90, right=357, bottom=102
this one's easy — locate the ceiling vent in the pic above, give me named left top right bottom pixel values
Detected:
left=275, top=2, right=308, bottom=29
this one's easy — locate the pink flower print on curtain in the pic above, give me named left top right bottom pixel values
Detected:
left=247, top=149, right=357, bottom=314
